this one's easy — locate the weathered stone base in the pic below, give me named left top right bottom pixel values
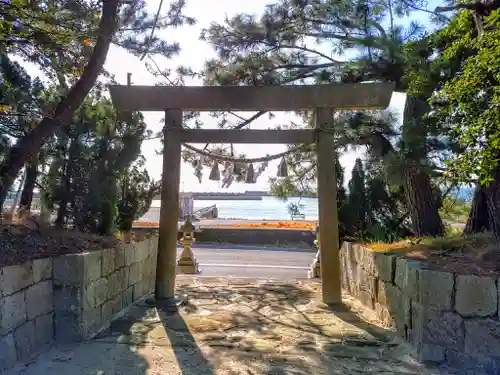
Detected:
left=340, top=241, right=500, bottom=370
left=308, top=250, right=321, bottom=278
left=177, top=260, right=200, bottom=274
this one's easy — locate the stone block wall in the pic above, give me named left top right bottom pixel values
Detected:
left=340, top=242, right=500, bottom=373
left=0, top=236, right=158, bottom=371
left=53, top=235, right=158, bottom=342
left=0, top=258, right=54, bottom=371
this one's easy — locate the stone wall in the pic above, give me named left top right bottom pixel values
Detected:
left=0, top=236, right=158, bottom=371
left=133, top=227, right=316, bottom=247
left=197, top=228, right=315, bottom=246
left=0, top=258, right=53, bottom=371
left=340, top=242, right=500, bottom=373
left=53, top=235, right=158, bottom=342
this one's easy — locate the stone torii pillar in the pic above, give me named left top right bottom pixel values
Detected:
left=315, top=108, right=341, bottom=304
left=154, top=109, right=183, bottom=305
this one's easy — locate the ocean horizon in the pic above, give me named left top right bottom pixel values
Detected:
left=148, top=187, right=473, bottom=221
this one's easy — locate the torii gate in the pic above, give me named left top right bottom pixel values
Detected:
left=109, top=83, right=394, bottom=305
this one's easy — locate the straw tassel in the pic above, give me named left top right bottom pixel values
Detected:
left=245, top=163, right=255, bottom=183
left=277, top=157, right=288, bottom=178
left=209, top=162, right=221, bottom=181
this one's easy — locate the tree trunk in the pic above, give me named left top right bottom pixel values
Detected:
left=464, top=186, right=490, bottom=234
left=400, top=95, right=444, bottom=237
left=55, top=136, right=80, bottom=228
left=484, top=168, right=500, bottom=243
left=0, top=0, right=120, bottom=207
left=55, top=161, right=69, bottom=228
left=19, top=158, right=39, bottom=211
left=402, top=167, right=444, bottom=236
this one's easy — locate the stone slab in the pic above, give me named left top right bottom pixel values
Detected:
left=13, top=320, right=36, bottom=361
left=373, top=253, right=395, bottom=283
left=128, top=262, right=142, bottom=286
left=34, top=313, right=54, bottom=349
left=85, top=278, right=108, bottom=309
left=54, top=252, right=102, bottom=285
left=446, top=349, right=500, bottom=374
left=102, top=295, right=121, bottom=322
left=54, top=307, right=102, bottom=343
left=416, top=311, right=464, bottom=351
left=0, top=333, right=17, bottom=371
left=1, top=291, right=27, bottom=334
left=418, top=269, right=454, bottom=311
left=394, top=258, right=420, bottom=299
left=455, top=274, right=497, bottom=317
left=115, top=247, right=126, bottom=269
left=464, top=318, right=500, bottom=358
left=32, top=258, right=52, bottom=283
left=417, top=343, right=445, bottom=363
left=26, top=280, right=53, bottom=320
left=53, top=285, right=82, bottom=314
left=101, top=249, right=116, bottom=277
left=107, top=268, right=127, bottom=300
left=124, top=245, right=136, bottom=266
left=1, top=263, right=33, bottom=296
left=135, top=240, right=150, bottom=263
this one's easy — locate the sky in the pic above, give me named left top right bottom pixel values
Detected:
left=15, top=0, right=442, bottom=193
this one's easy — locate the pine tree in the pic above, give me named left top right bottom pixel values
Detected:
left=196, top=0, right=447, bottom=236
left=430, top=7, right=500, bottom=241
left=117, top=157, right=161, bottom=233
left=344, top=158, right=369, bottom=236
left=0, top=0, right=195, bottom=206
left=40, top=92, right=152, bottom=234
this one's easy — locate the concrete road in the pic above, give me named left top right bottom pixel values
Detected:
left=175, top=244, right=316, bottom=279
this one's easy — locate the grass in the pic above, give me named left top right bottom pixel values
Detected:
left=439, top=196, right=471, bottom=224
left=364, top=232, right=499, bottom=275
left=366, top=232, right=493, bottom=253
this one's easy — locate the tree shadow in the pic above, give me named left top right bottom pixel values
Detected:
left=164, top=278, right=430, bottom=375
left=4, top=316, right=151, bottom=375
left=15, top=277, right=440, bottom=375
left=96, top=299, right=214, bottom=375
left=157, top=309, right=215, bottom=375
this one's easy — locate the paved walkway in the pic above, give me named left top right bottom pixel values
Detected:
left=4, top=278, right=458, bottom=375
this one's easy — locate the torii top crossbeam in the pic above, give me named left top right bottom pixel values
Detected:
left=108, top=83, right=394, bottom=112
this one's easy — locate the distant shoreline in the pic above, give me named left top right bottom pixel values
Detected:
left=153, top=191, right=318, bottom=201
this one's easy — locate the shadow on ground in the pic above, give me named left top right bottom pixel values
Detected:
left=98, top=278, right=436, bottom=374
left=2, top=319, right=151, bottom=375
left=3, top=278, right=446, bottom=375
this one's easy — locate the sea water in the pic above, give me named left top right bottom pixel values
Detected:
left=151, top=196, right=319, bottom=221
left=149, top=187, right=473, bottom=221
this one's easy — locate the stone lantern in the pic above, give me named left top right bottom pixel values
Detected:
left=177, top=215, right=200, bottom=274
left=308, top=224, right=321, bottom=278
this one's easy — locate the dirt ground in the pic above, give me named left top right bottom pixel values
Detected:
left=368, top=232, right=500, bottom=276
left=0, top=224, right=119, bottom=267
left=4, top=278, right=463, bottom=375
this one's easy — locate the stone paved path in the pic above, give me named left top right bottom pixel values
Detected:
left=3, top=278, right=458, bottom=375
